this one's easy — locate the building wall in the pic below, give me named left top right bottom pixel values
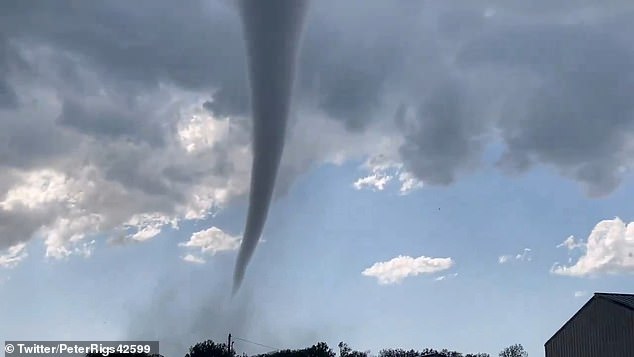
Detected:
left=545, top=298, right=634, bottom=357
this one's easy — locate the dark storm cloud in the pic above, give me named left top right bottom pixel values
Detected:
left=381, top=3, right=634, bottom=197
left=0, top=0, right=257, bottom=252
left=58, top=99, right=166, bottom=147
left=296, top=1, right=423, bottom=131
left=0, top=114, right=77, bottom=170
left=299, top=32, right=396, bottom=131
left=0, top=0, right=247, bottom=113
left=162, top=152, right=235, bottom=186
left=0, top=209, right=49, bottom=250
left=459, top=24, right=634, bottom=195
left=203, top=81, right=250, bottom=118
left=98, top=146, right=175, bottom=197
left=0, top=38, right=21, bottom=109
left=0, top=81, right=17, bottom=109
left=2, top=2, right=634, bottom=351
left=1, top=0, right=634, bottom=260
left=397, top=80, right=488, bottom=185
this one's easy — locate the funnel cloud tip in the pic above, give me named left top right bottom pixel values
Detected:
left=232, top=0, right=309, bottom=293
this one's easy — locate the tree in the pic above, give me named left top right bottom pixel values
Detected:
left=338, top=342, right=368, bottom=357
left=255, top=342, right=335, bottom=357
left=186, top=339, right=235, bottom=357
left=439, top=349, right=462, bottom=357
left=498, top=344, right=527, bottom=357
left=307, top=342, right=336, bottom=357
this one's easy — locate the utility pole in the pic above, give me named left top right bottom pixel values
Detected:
left=228, top=334, right=232, bottom=355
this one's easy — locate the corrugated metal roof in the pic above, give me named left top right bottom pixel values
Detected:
left=595, top=292, right=634, bottom=311
left=545, top=292, right=634, bottom=346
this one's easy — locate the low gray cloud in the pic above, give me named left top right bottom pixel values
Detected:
left=0, top=81, right=16, bottom=109
left=57, top=98, right=166, bottom=147
left=460, top=23, right=634, bottom=195
left=1, top=0, right=246, bottom=95
left=1, top=0, right=634, bottom=265
left=397, top=80, right=490, bottom=185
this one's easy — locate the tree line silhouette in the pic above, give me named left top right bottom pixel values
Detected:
left=85, top=340, right=527, bottom=357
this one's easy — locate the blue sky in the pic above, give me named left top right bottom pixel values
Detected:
left=2, top=1, right=634, bottom=357
left=2, top=157, right=633, bottom=356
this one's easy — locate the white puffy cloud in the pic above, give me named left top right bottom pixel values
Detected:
left=397, top=172, right=424, bottom=195
left=0, top=67, right=395, bottom=268
left=498, top=248, right=532, bottom=264
left=179, top=227, right=241, bottom=258
left=123, top=213, right=178, bottom=242
left=0, top=170, right=83, bottom=211
left=353, top=155, right=423, bottom=195
left=0, top=243, right=28, bottom=269
left=176, top=112, right=232, bottom=154
left=182, top=254, right=206, bottom=265
left=41, top=215, right=100, bottom=259
left=362, top=255, right=454, bottom=285
left=353, top=173, right=393, bottom=192
left=552, top=217, right=634, bottom=277
left=0, top=82, right=254, bottom=266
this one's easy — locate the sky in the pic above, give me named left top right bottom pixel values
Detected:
left=1, top=1, right=634, bottom=356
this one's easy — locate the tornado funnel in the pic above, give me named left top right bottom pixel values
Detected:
left=233, top=0, right=309, bottom=294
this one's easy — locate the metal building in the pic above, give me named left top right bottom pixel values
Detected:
left=545, top=292, right=634, bottom=357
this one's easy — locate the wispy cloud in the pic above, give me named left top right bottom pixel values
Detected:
left=0, top=243, right=28, bottom=269
left=434, top=272, right=459, bottom=282
left=498, top=248, right=532, bottom=264
left=557, top=236, right=584, bottom=250
left=552, top=217, right=634, bottom=277
left=362, top=255, right=454, bottom=285
left=574, top=291, right=588, bottom=298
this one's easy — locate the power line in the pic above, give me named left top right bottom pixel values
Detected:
left=233, top=336, right=281, bottom=353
